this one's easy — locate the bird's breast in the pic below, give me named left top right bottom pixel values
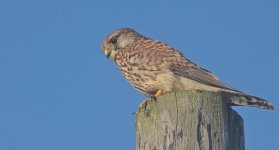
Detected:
left=115, top=48, right=178, bottom=96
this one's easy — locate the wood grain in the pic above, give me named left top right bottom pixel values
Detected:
left=136, top=90, right=244, bottom=150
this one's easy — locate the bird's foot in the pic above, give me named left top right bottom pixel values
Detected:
left=154, top=89, right=163, bottom=97
left=139, top=99, right=151, bottom=110
left=139, top=90, right=163, bottom=110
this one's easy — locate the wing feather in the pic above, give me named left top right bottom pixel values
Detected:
left=140, top=40, right=241, bottom=93
left=169, top=64, right=240, bottom=93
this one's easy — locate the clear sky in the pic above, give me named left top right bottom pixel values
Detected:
left=0, top=0, right=278, bottom=149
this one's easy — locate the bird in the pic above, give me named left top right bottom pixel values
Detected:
left=101, top=28, right=274, bottom=110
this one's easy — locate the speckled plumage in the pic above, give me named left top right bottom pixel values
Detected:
left=102, top=28, right=274, bottom=109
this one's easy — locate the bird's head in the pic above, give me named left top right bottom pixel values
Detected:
left=102, top=28, right=144, bottom=60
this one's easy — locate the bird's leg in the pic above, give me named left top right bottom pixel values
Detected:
left=150, top=89, right=163, bottom=101
left=154, top=89, right=163, bottom=97
left=139, top=90, right=163, bottom=110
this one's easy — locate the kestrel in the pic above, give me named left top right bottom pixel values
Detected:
left=102, top=28, right=274, bottom=110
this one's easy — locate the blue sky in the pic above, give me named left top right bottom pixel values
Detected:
left=0, top=0, right=278, bottom=149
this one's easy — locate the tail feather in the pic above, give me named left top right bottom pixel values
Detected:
left=222, top=92, right=274, bottom=110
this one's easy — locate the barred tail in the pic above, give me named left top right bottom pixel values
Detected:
left=222, top=92, right=274, bottom=110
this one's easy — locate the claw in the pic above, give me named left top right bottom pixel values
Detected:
left=138, top=90, right=163, bottom=110
left=139, top=99, right=150, bottom=110
left=155, top=89, right=163, bottom=97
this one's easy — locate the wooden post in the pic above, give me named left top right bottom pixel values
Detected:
left=135, top=90, right=244, bottom=150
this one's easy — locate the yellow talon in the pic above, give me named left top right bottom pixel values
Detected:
left=139, top=90, right=163, bottom=110
left=155, top=89, right=163, bottom=97
left=139, top=99, right=150, bottom=109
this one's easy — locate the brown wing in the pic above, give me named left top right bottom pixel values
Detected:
left=136, top=39, right=241, bottom=93
left=169, top=63, right=241, bottom=92
left=168, top=52, right=241, bottom=93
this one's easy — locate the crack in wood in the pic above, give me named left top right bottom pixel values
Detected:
left=196, top=101, right=212, bottom=150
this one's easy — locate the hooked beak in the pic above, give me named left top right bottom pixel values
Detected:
left=104, top=46, right=111, bottom=58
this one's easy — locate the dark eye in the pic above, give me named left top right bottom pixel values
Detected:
left=111, top=38, right=117, bottom=44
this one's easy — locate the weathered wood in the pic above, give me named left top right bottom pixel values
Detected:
left=135, top=90, right=244, bottom=150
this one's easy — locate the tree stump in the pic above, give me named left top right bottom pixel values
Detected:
left=135, top=90, right=244, bottom=150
